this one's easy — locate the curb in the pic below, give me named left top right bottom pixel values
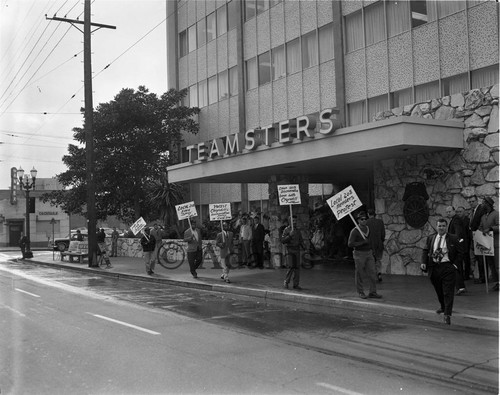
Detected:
left=19, top=258, right=499, bottom=331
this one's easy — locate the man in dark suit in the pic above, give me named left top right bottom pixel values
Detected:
left=421, top=218, right=464, bottom=325
left=445, top=206, right=467, bottom=295
left=251, top=216, right=266, bottom=269
left=467, top=195, right=487, bottom=283
left=456, top=206, right=471, bottom=279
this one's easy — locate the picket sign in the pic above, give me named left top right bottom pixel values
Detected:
left=278, top=185, right=301, bottom=230
left=176, top=201, right=198, bottom=229
left=209, top=202, right=232, bottom=235
left=130, top=217, right=146, bottom=235
left=326, top=185, right=366, bottom=239
left=474, top=230, right=494, bottom=293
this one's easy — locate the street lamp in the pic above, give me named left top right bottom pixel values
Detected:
left=18, top=166, right=37, bottom=258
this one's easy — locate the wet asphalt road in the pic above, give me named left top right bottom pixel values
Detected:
left=1, top=256, right=498, bottom=394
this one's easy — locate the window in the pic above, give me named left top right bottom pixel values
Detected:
left=471, top=65, right=499, bottom=89
left=438, top=1, right=465, bottom=18
left=188, top=24, right=197, bottom=52
left=258, top=51, right=271, bottom=85
left=319, top=23, right=334, bottom=63
left=364, top=2, right=385, bottom=46
left=302, top=30, right=318, bottom=69
left=198, top=79, right=208, bottom=108
left=348, top=100, right=366, bottom=126
left=217, top=5, right=227, bottom=36
left=442, top=73, right=469, bottom=96
left=345, top=11, right=363, bottom=53
left=415, top=80, right=439, bottom=102
left=246, top=57, right=258, bottom=90
left=391, top=88, right=413, bottom=108
left=208, top=75, right=218, bottom=104
left=228, top=0, right=238, bottom=31
left=189, top=85, right=198, bottom=107
left=272, top=45, right=286, bottom=80
left=368, top=95, right=388, bottom=121
left=245, top=0, right=256, bottom=21
left=219, top=70, right=229, bottom=100
left=387, top=0, right=410, bottom=37
left=410, top=1, right=437, bottom=28
left=229, top=66, right=238, bottom=96
left=256, top=0, right=269, bottom=15
left=179, top=30, right=188, bottom=57
left=286, top=38, right=301, bottom=75
left=197, top=18, right=206, bottom=47
left=181, top=88, right=189, bottom=106
left=207, top=12, right=216, bottom=42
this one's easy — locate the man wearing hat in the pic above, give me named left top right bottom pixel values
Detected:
left=348, top=211, right=382, bottom=299
left=479, top=196, right=499, bottom=291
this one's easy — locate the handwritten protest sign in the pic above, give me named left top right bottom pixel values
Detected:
left=278, top=185, right=301, bottom=205
left=176, top=201, right=198, bottom=220
left=326, top=186, right=363, bottom=220
left=209, top=203, right=232, bottom=221
left=473, top=230, right=494, bottom=256
left=130, top=217, right=146, bottom=235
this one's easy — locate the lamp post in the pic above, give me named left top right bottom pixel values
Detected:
left=18, top=166, right=37, bottom=259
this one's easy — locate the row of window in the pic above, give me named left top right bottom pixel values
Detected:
left=346, top=0, right=487, bottom=53
left=246, top=23, right=334, bottom=90
left=179, top=0, right=238, bottom=57
left=348, top=64, right=498, bottom=125
left=244, top=0, right=283, bottom=21
left=185, top=67, right=239, bottom=109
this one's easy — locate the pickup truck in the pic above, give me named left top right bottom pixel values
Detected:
left=51, top=231, right=88, bottom=252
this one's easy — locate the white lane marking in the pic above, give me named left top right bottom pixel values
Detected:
left=88, top=313, right=161, bottom=335
left=15, top=288, right=41, bottom=298
left=316, top=382, right=365, bottom=395
left=1, top=304, right=26, bottom=317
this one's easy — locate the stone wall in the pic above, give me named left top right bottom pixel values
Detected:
left=374, top=85, right=498, bottom=275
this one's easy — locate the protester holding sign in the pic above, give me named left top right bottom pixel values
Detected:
left=281, top=216, right=305, bottom=290
left=347, top=212, right=381, bottom=300
left=216, top=222, right=233, bottom=283
left=479, top=197, right=499, bottom=291
left=183, top=219, right=203, bottom=278
left=140, top=227, right=156, bottom=275
left=150, top=223, right=163, bottom=273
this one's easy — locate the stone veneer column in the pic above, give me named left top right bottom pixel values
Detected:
left=267, top=174, right=310, bottom=267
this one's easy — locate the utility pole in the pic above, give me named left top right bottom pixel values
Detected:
left=46, top=0, right=115, bottom=267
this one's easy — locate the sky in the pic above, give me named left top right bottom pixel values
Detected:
left=0, top=0, right=168, bottom=189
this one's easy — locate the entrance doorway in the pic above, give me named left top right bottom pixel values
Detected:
left=9, top=222, right=23, bottom=247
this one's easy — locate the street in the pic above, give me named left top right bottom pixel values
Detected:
left=0, top=253, right=498, bottom=395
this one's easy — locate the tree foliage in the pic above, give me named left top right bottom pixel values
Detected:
left=42, top=86, right=199, bottom=224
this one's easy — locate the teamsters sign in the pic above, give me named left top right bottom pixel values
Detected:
left=186, top=108, right=340, bottom=163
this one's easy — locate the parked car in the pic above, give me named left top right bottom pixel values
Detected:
left=51, top=229, right=88, bottom=251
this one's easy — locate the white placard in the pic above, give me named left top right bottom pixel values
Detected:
left=209, top=203, right=232, bottom=221
left=130, top=217, right=146, bottom=235
left=277, top=184, right=301, bottom=205
left=176, top=201, right=198, bottom=220
left=473, top=230, right=494, bottom=256
left=326, top=185, right=363, bottom=220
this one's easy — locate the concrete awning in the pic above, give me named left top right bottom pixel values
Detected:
left=167, top=117, right=464, bottom=184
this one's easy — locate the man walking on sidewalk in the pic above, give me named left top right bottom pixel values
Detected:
left=348, top=212, right=382, bottom=300
left=421, top=218, right=464, bottom=325
left=216, top=222, right=233, bottom=283
left=184, top=219, right=203, bottom=278
left=366, top=208, right=385, bottom=282
left=281, top=216, right=305, bottom=290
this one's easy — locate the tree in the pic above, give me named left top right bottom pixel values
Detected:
left=42, top=86, right=199, bottom=224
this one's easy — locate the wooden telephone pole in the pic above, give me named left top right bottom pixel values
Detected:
left=47, top=0, right=115, bottom=267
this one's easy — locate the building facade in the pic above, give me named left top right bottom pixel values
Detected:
left=166, top=0, right=499, bottom=275
left=0, top=176, right=70, bottom=248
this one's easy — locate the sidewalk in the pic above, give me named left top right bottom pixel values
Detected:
left=5, top=248, right=499, bottom=331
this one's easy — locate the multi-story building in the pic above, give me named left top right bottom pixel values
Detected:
left=166, top=0, right=498, bottom=275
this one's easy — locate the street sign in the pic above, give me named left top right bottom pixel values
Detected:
left=130, top=217, right=146, bottom=235
left=277, top=184, right=301, bottom=205
left=327, top=185, right=363, bottom=220
left=176, top=201, right=198, bottom=220
left=209, top=203, right=232, bottom=221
